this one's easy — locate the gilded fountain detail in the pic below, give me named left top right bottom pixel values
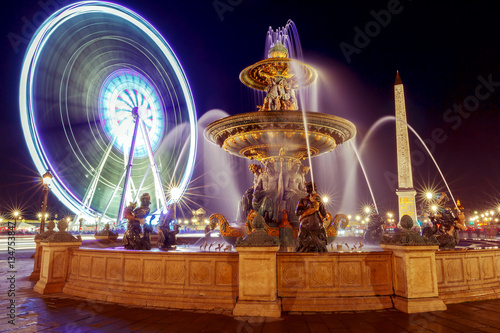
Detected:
left=205, top=37, right=356, bottom=246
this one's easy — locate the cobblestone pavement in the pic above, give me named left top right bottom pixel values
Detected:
left=3, top=257, right=500, bottom=332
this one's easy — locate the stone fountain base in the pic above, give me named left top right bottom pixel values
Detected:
left=33, top=242, right=500, bottom=316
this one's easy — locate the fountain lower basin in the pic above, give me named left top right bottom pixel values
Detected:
left=205, top=111, right=356, bottom=161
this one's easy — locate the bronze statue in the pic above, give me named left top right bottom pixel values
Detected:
left=252, top=160, right=279, bottom=224
left=122, top=193, right=152, bottom=250
left=237, top=164, right=261, bottom=223
left=283, top=163, right=308, bottom=225
left=157, top=206, right=179, bottom=249
left=423, top=207, right=465, bottom=249
left=363, top=209, right=384, bottom=244
left=295, top=182, right=328, bottom=252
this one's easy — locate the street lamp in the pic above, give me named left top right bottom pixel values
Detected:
left=40, top=170, right=53, bottom=233
left=13, top=211, right=19, bottom=231
left=364, top=206, right=371, bottom=214
left=425, top=192, right=433, bottom=200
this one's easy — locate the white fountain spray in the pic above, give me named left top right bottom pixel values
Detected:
left=358, top=115, right=460, bottom=212
left=265, top=20, right=317, bottom=191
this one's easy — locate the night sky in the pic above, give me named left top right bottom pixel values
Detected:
left=1, top=0, right=499, bottom=220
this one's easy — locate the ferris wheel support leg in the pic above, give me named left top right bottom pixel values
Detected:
left=101, top=167, right=128, bottom=221
left=133, top=166, right=151, bottom=204
left=81, top=134, right=119, bottom=215
left=139, top=118, right=168, bottom=211
left=116, top=108, right=141, bottom=225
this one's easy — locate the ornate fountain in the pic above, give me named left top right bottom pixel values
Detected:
left=205, top=33, right=356, bottom=245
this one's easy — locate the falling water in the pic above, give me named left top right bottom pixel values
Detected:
left=349, top=141, right=379, bottom=214
left=264, top=20, right=317, bottom=190
left=358, top=115, right=460, bottom=212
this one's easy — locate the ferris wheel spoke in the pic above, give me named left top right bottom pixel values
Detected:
left=139, top=117, right=167, bottom=211
left=117, top=94, right=135, bottom=109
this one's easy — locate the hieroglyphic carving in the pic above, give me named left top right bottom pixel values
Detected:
left=394, top=76, right=417, bottom=224
left=394, top=82, right=413, bottom=189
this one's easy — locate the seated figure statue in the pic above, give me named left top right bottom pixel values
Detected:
left=295, top=182, right=328, bottom=252
left=122, top=193, right=152, bottom=250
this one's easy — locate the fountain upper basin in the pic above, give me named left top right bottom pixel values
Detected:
left=204, top=111, right=356, bottom=161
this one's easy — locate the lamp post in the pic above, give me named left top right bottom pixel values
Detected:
left=40, top=170, right=53, bottom=233
left=13, top=211, right=19, bottom=232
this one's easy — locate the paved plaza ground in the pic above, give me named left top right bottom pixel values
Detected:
left=3, top=254, right=500, bottom=333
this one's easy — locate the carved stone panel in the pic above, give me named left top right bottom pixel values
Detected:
left=365, top=259, right=391, bottom=286
left=445, top=258, right=464, bottom=283
left=189, top=261, right=212, bottom=286
left=144, top=259, right=162, bottom=284
left=309, top=263, right=334, bottom=287
left=408, top=257, right=435, bottom=295
left=166, top=259, right=185, bottom=285
left=91, top=256, right=105, bottom=279
left=106, top=257, right=123, bottom=281
left=465, top=257, right=480, bottom=281
left=435, top=258, right=444, bottom=284
left=281, top=261, right=306, bottom=288
left=124, top=258, right=141, bottom=282
left=339, top=261, right=362, bottom=287
left=481, top=256, right=495, bottom=280
left=215, top=261, right=237, bottom=286
left=79, top=255, right=91, bottom=277
left=52, top=251, right=65, bottom=279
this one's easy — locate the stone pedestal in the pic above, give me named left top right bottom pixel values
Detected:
left=34, top=241, right=81, bottom=294
left=233, top=246, right=281, bottom=317
left=29, top=239, right=42, bottom=281
left=381, top=244, right=446, bottom=313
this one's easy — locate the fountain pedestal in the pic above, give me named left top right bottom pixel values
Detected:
left=233, top=246, right=281, bottom=317
left=381, top=244, right=447, bottom=313
left=29, top=239, right=42, bottom=281
left=34, top=241, right=82, bottom=294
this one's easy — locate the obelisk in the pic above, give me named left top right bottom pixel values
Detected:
left=394, top=71, right=418, bottom=225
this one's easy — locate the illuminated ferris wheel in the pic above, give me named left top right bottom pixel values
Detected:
left=19, top=2, right=197, bottom=223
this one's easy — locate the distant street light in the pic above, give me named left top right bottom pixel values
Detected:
left=425, top=192, right=433, bottom=200
left=40, top=170, right=53, bottom=233
left=364, top=206, right=371, bottom=214
left=322, top=196, right=329, bottom=204
left=431, top=205, right=437, bottom=212
left=13, top=211, right=20, bottom=231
